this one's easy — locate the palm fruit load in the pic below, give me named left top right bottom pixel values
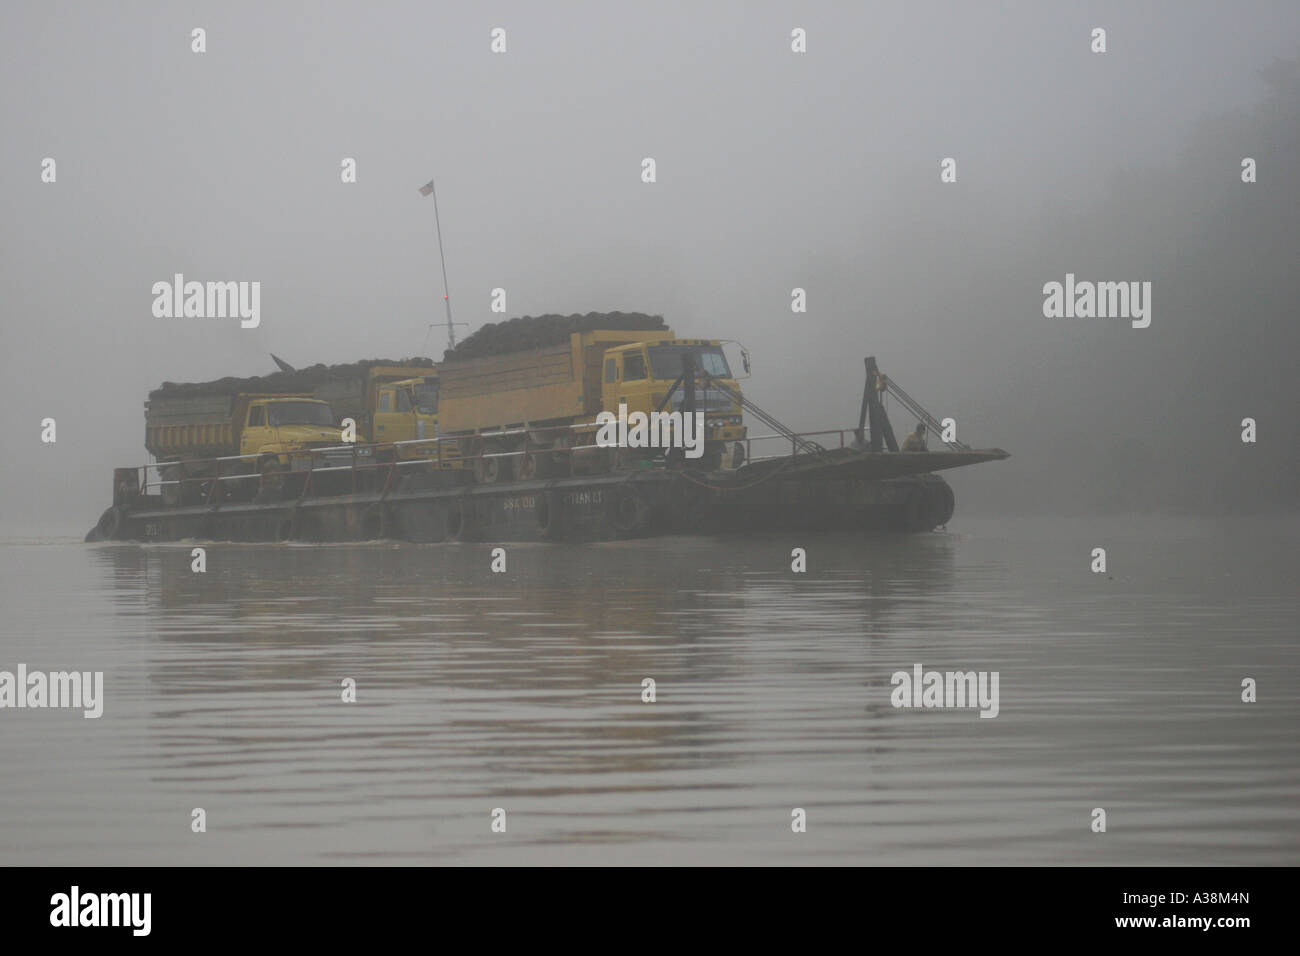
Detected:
left=441, top=311, right=667, bottom=363
left=148, top=358, right=436, bottom=400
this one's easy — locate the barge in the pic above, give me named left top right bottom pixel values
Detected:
left=85, top=351, right=1008, bottom=544
left=86, top=443, right=1006, bottom=544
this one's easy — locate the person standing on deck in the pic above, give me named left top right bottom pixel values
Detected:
left=901, top=422, right=928, bottom=452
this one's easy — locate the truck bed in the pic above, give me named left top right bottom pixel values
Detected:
left=438, top=341, right=596, bottom=432
left=144, top=394, right=236, bottom=425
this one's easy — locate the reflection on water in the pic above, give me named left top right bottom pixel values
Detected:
left=1, top=517, right=1296, bottom=864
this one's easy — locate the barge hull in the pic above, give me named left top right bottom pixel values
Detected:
left=86, top=467, right=968, bottom=544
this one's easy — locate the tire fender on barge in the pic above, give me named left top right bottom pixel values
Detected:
left=86, top=506, right=124, bottom=542
left=359, top=504, right=389, bottom=541
left=535, top=490, right=564, bottom=540
left=443, top=497, right=476, bottom=542
left=607, top=483, right=653, bottom=537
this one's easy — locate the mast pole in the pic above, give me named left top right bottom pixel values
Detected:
left=429, top=177, right=456, bottom=349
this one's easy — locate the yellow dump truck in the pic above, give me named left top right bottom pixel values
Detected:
left=310, top=366, right=446, bottom=462
left=144, top=392, right=351, bottom=503
left=438, top=327, right=747, bottom=482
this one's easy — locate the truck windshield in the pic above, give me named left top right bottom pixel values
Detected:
left=648, top=345, right=731, bottom=379
left=414, top=382, right=438, bottom=414
left=267, top=402, right=335, bottom=427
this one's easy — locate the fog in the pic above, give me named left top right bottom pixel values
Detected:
left=2, top=1, right=1296, bottom=535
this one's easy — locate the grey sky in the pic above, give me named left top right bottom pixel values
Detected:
left=2, top=1, right=1297, bottom=534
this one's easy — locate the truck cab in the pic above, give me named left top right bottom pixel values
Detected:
left=240, top=396, right=349, bottom=470
left=370, top=375, right=454, bottom=462
left=601, top=338, right=747, bottom=446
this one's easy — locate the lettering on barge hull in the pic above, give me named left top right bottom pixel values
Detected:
left=503, top=491, right=603, bottom=511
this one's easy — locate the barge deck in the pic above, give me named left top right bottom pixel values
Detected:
left=85, top=442, right=1009, bottom=544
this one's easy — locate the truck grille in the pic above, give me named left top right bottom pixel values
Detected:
left=666, top=387, right=735, bottom=413
left=309, top=444, right=371, bottom=469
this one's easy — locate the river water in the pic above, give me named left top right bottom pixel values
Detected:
left=1, top=515, right=1296, bottom=865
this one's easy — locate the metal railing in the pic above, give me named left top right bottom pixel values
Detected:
left=743, top=428, right=858, bottom=463
left=878, top=377, right=970, bottom=451
left=128, top=419, right=612, bottom=505
left=120, top=416, right=957, bottom=508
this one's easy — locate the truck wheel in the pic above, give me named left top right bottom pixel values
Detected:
left=160, top=462, right=183, bottom=507
left=177, top=468, right=205, bottom=506
left=259, top=460, right=287, bottom=499
left=474, top=455, right=510, bottom=484
left=545, top=433, right=574, bottom=478
left=397, top=469, right=436, bottom=494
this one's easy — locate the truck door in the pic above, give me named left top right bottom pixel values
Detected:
left=621, top=351, right=648, bottom=413
left=241, top=404, right=267, bottom=456
left=374, top=387, right=416, bottom=444
left=603, top=356, right=619, bottom=411
left=413, top=380, right=438, bottom=441
left=373, top=387, right=395, bottom=442
left=395, top=387, right=414, bottom=442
